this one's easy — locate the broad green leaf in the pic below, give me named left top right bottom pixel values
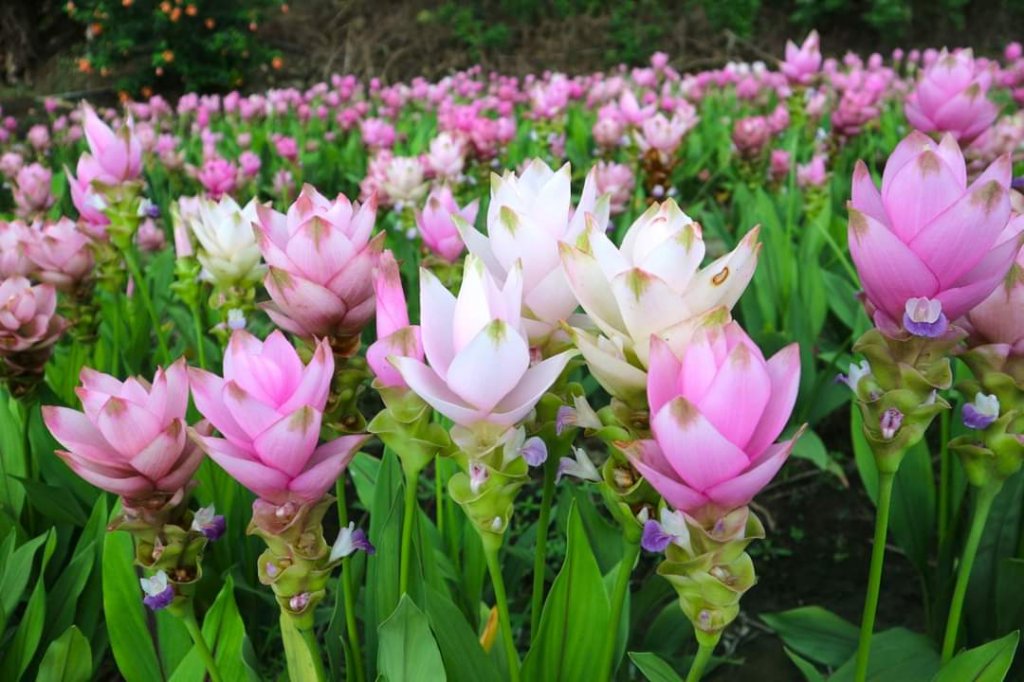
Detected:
left=931, top=631, right=1019, bottom=682
left=761, top=606, right=858, bottom=668
left=280, top=612, right=323, bottom=682
left=169, top=575, right=253, bottom=682
left=103, top=528, right=162, bottom=682
left=0, top=531, right=48, bottom=632
left=996, top=559, right=1024, bottom=633
left=522, top=503, right=611, bottom=682
left=0, top=529, right=56, bottom=679
left=363, top=448, right=404, bottom=678
left=377, top=595, right=446, bottom=682
left=831, top=628, right=940, bottom=681
left=628, top=651, right=684, bottom=682
left=422, top=585, right=501, bottom=682
left=785, top=648, right=827, bottom=681
left=37, top=626, right=92, bottom=682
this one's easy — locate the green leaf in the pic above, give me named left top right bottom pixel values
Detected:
left=422, top=585, right=501, bottom=682
left=785, top=648, right=826, bottom=681
left=280, top=612, right=323, bottom=682
left=363, top=448, right=404, bottom=678
left=930, top=631, right=1019, bottom=682
left=628, top=651, right=684, bottom=682
left=831, top=628, right=940, bottom=681
left=522, top=502, right=611, bottom=682
left=0, top=529, right=56, bottom=679
left=169, top=575, right=252, bottom=682
left=37, top=626, right=92, bottom=682
left=377, top=595, right=446, bottom=682
left=761, top=606, right=859, bottom=668
left=0, top=531, right=49, bottom=632
left=102, top=529, right=162, bottom=682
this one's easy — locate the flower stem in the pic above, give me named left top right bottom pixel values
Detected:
left=281, top=613, right=327, bottom=682
left=937, top=410, right=951, bottom=545
left=484, top=537, right=520, bottom=682
left=598, top=537, right=641, bottom=680
left=399, top=466, right=420, bottom=595
left=686, top=634, right=719, bottom=682
left=335, top=480, right=366, bottom=682
left=122, top=247, right=170, bottom=365
left=182, top=601, right=224, bottom=682
left=854, top=470, right=896, bottom=682
left=435, top=454, right=445, bottom=540
left=529, top=455, right=558, bottom=640
left=941, top=484, right=999, bottom=662
left=190, top=303, right=207, bottom=370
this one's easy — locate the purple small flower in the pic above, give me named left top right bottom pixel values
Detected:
left=191, top=505, right=226, bottom=541
left=330, top=523, right=377, bottom=562
left=350, top=528, right=376, bottom=555
left=963, top=393, right=1000, bottom=430
left=519, top=436, right=548, bottom=467
left=289, top=592, right=310, bottom=612
left=880, top=408, right=904, bottom=440
left=555, top=406, right=575, bottom=436
left=902, top=297, right=948, bottom=338
left=140, top=571, right=174, bottom=611
left=641, top=519, right=674, bottom=553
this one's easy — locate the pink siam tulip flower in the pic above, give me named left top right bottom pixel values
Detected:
left=962, top=214, right=1024, bottom=351
left=12, top=163, right=55, bottom=218
left=392, top=256, right=576, bottom=432
left=560, top=200, right=760, bottom=403
left=732, top=116, right=771, bottom=158
left=43, top=360, right=202, bottom=498
left=381, top=156, right=428, bottom=205
left=593, top=161, right=635, bottom=215
left=197, top=157, right=239, bottom=199
left=0, top=152, right=23, bottom=178
left=366, top=251, right=423, bottom=388
left=189, top=331, right=367, bottom=503
left=458, top=159, right=609, bottom=346
left=780, top=30, right=822, bottom=85
left=636, top=111, right=697, bottom=157
left=66, top=159, right=110, bottom=236
left=0, top=220, right=36, bottom=278
left=797, top=154, right=828, bottom=188
left=415, top=186, right=477, bottom=262
left=769, top=149, right=792, bottom=182
left=904, top=49, right=998, bottom=144
left=25, top=217, right=94, bottom=290
left=239, top=151, right=262, bottom=178
left=81, top=105, right=143, bottom=184
left=0, top=277, right=65, bottom=356
left=255, top=184, right=383, bottom=348
left=623, top=326, right=802, bottom=518
left=135, top=218, right=166, bottom=252
left=849, top=132, right=1015, bottom=335
left=27, top=125, right=50, bottom=152
left=426, top=132, right=466, bottom=180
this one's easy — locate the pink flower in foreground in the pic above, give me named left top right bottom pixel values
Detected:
left=904, top=49, right=998, bottom=144
left=366, top=251, right=423, bottom=388
left=255, top=184, right=383, bottom=346
left=623, top=325, right=802, bottom=518
left=392, top=256, right=576, bottom=431
left=963, top=214, right=1024, bottom=352
left=43, top=360, right=201, bottom=498
left=415, top=186, right=477, bottom=262
left=849, top=132, right=1015, bottom=335
left=189, top=331, right=367, bottom=503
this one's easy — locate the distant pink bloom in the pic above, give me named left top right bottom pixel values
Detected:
left=360, top=118, right=396, bottom=149
left=43, top=360, right=201, bottom=499
left=239, top=151, right=262, bottom=178
left=135, top=218, right=166, bottom=252
left=623, top=325, right=801, bottom=518
left=27, top=124, right=50, bottom=152
left=0, top=220, right=35, bottom=278
left=197, top=157, right=238, bottom=199
left=416, top=186, right=476, bottom=262
left=189, top=331, right=367, bottom=503
left=732, top=116, right=771, bottom=157
left=849, top=132, right=1015, bottom=334
left=593, top=161, right=635, bottom=215
left=781, top=30, right=822, bottom=85
left=796, top=154, right=828, bottom=188
left=426, top=132, right=465, bottom=179
left=0, top=152, right=23, bottom=178
left=12, top=163, right=55, bottom=218
left=25, top=217, right=94, bottom=290
left=81, top=105, right=142, bottom=184
left=769, top=149, right=792, bottom=182
left=905, top=49, right=998, bottom=144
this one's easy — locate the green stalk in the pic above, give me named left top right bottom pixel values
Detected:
left=854, top=471, right=896, bottom=682
left=190, top=303, right=207, bottom=370
left=484, top=537, right=520, bottom=682
left=335, top=480, right=365, bottom=682
left=597, top=537, right=641, bottom=680
left=937, top=411, right=951, bottom=545
left=122, top=247, right=171, bottom=364
left=181, top=601, right=224, bottom=682
left=685, top=635, right=719, bottom=682
left=280, top=613, right=327, bottom=682
left=435, top=455, right=445, bottom=540
left=940, top=484, right=999, bottom=662
left=529, top=455, right=558, bottom=639
left=399, top=466, right=421, bottom=595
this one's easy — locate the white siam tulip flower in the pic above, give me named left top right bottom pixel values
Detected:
left=188, top=195, right=266, bottom=288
